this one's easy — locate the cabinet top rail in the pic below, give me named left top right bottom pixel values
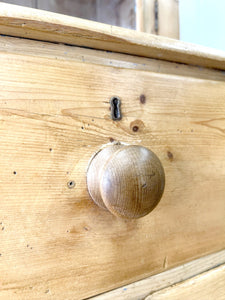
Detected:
left=0, top=2, right=225, bottom=70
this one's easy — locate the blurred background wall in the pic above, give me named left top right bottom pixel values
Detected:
left=179, top=0, right=225, bottom=51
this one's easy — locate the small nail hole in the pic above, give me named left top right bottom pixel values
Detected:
left=67, top=181, right=75, bottom=189
left=13, top=171, right=17, bottom=175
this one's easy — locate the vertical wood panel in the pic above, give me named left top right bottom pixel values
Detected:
left=136, top=0, right=155, bottom=33
left=158, top=0, right=179, bottom=39
left=136, top=0, right=179, bottom=38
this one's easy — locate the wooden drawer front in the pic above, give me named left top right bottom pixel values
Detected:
left=0, top=36, right=225, bottom=299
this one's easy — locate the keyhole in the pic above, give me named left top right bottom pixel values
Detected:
left=110, top=96, right=122, bottom=120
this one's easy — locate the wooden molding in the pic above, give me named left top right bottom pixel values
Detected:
left=91, top=250, right=225, bottom=299
left=146, top=264, right=225, bottom=300
left=0, top=2, right=225, bottom=70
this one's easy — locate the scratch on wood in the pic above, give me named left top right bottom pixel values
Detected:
left=163, top=256, right=168, bottom=269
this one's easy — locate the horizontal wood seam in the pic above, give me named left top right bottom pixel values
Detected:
left=145, top=261, right=225, bottom=299
left=90, top=250, right=225, bottom=299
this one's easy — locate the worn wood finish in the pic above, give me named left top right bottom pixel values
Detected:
left=0, top=35, right=225, bottom=299
left=0, top=3, right=225, bottom=70
left=87, top=144, right=165, bottom=218
left=147, top=264, right=225, bottom=300
left=91, top=249, right=225, bottom=299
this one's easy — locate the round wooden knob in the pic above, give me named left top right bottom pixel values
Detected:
left=87, top=144, right=165, bottom=219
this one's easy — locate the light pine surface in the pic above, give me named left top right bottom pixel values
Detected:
left=0, top=2, right=225, bottom=70
left=136, top=0, right=179, bottom=39
left=91, top=250, right=225, bottom=299
left=146, top=264, right=225, bottom=300
left=157, top=0, right=179, bottom=39
left=0, top=35, right=225, bottom=299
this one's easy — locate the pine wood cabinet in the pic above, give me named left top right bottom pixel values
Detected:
left=0, top=3, right=225, bottom=299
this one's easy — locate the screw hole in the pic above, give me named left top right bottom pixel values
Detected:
left=132, top=126, right=139, bottom=132
left=67, top=181, right=75, bottom=189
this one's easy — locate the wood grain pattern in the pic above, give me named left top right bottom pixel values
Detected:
left=0, top=36, right=225, bottom=299
left=0, top=2, right=225, bottom=70
left=91, top=249, right=225, bottom=299
left=1, top=36, right=224, bottom=83
left=146, top=264, right=225, bottom=300
left=87, top=144, right=165, bottom=218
